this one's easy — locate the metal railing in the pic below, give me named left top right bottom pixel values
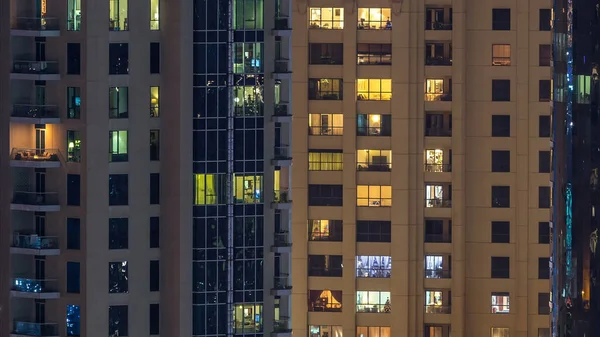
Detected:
left=274, top=189, right=291, bottom=203
left=12, top=104, right=59, bottom=119
left=425, top=198, right=452, bottom=208
left=425, top=57, right=452, bottom=66
left=425, top=127, right=452, bottom=137
left=425, top=305, right=451, bottom=314
left=425, top=22, right=452, bottom=30
left=273, top=232, right=290, bottom=247
left=424, top=164, right=452, bottom=173
left=424, top=234, right=451, bottom=243
left=13, top=321, right=59, bottom=336
left=357, top=304, right=391, bottom=313
left=12, top=278, right=59, bottom=293
left=12, top=234, right=59, bottom=250
left=357, top=163, right=391, bottom=171
left=234, top=103, right=263, bottom=116
left=11, top=148, right=61, bottom=163
left=309, top=126, right=343, bottom=136
left=274, top=146, right=291, bottom=159
left=424, top=269, right=451, bottom=279
left=309, top=91, right=342, bottom=100
left=425, top=93, right=452, bottom=102
left=12, top=60, right=59, bottom=74
left=273, top=275, right=292, bottom=289
left=12, top=17, right=60, bottom=31
left=12, top=191, right=59, bottom=205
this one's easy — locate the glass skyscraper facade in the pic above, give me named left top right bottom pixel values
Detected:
left=192, top=0, right=292, bottom=336
left=552, top=0, right=600, bottom=336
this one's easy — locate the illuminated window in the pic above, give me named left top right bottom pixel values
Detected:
left=194, top=174, right=221, bottom=205
left=66, top=130, right=81, bottom=163
left=309, top=151, right=343, bottom=171
left=67, top=87, right=81, bottom=119
left=308, top=113, right=343, bottom=135
left=491, top=292, right=510, bottom=313
left=575, top=75, right=591, bottom=104
left=233, top=0, right=264, bottom=29
left=425, top=79, right=445, bottom=101
left=234, top=85, right=264, bottom=116
left=309, top=78, right=343, bottom=100
left=357, top=185, right=392, bottom=207
left=67, top=0, right=81, bottom=31
left=150, top=0, right=159, bottom=30
left=357, top=150, right=391, bottom=171
left=308, top=220, right=343, bottom=241
left=356, top=256, right=391, bottom=278
left=356, top=291, right=391, bottom=313
left=425, top=255, right=450, bottom=278
left=357, top=114, right=391, bottom=136
left=309, top=7, right=344, bottom=29
left=234, top=175, right=263, bottom=204
left=233, top=43, right=263, bottom=73
left=425, top=149, right=447, bottom=172
left=109, top=130, right=128, bottom=162
left=109, top=0, right=128, bottom=31
left=492, top=44, right=511, bottom=66
left=357, top=79, right=392, bottom=100
left=310, top=326, right=343, bottom=337
left=425, top=290, right=447, bottom=313
left=357, top=8, right=392, bottom=30
left=308, top=290, right=343, bottom=312
left=357, top=327, right=391, bottom=337
left=109, top=87, right=128, bottom=118
left=425, top=184, right=449, bottom=207
left=232, top=304, right=262, bottom=333
left=491, top=328, right=510, bottom=337
left=150, top=86, right=159, bottom=117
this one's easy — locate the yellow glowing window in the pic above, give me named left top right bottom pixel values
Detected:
left=309, top=7, right=344, bottom=29
left=357, top=185, right=392, bottom=207
left=150, top=86, right=159, bottom=117
left=150, top=0, right=159, bottom=30
left=309, top=151, right=343, bottom=171
left=194, top=174, right=218, bottom=205
left=357, top=327, right=391, bottom=337
left=356, top=150, right=391, bottom=171
left=308, top=113, right=344, bottom=135
left=357, top=79, right=392, bottom=101
left=357, top=8, right=392, bottom=30
left=492, top=44, right=511, bottom=66
left=234, top=175, right=263, bottom=204
left=425, top=79, right=445, bottom=101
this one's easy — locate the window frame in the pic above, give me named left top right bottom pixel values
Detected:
left=308, top=220, right=343, bottom=241
left=357, top=43, right=392, bottom=65
left=357, top=114, right=391, bottom=136
left=491, top=256, right=510, bottom=279
left=356, top=220, right=391, bottom=242
left=108, top=86, right=129, bottom=119
left=491, top=79, right=511, bottom=101
left=491, top=221, right=510, bottom=243
left=109, top=130, right=129, bottom=162
left=108, top=218, right=129, bottom=250
left=357, top=185, right=392, bottom=207
left=356, top=256, right=392, bottom=278
left=491, top=292, right=510, bottom=313
left=357, top=149, right=392, bottom=171
left=308, top=151, right=343, bottom=171
left=492, top=44, right=511, bottom=66
left=357, top=8, right=392, bottom=30
left=491, top=150, right=510, bottom=172
left=357, top=79, right=392, bottom=101
left=309, top=7, right=344, bottom=29
left=356, top=290, right=391, bottom=313
left=492, top=8, right=511, bottom=30
left=308, top=78, right=343, bottom=100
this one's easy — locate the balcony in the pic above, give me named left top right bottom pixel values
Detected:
left=272, top=16, right=292, bottom=37
left=424, top=269, right=451, bottom=279
left=11, top=17, right=60, bottom=37
left=11, top=191, right=60, bottom=212
left=424, top=164, right=451, bottom=173
left=11, top=321, right=59, bottom=337
left=11, top=104, right=60, bottom=124
left=11, top=60, right=60, bottom=81
left=425, top=56, right=452, bottom=66
left=10, top=149, right=61, bottom=168
left=424, top=305, right=451, bottom=314
left=10, top=234, right=59, bottom=256
left=425, top=233, right=451, bottom=243
left=272, top=318, right=292, bottom=337
left=271, top=189, right=292, bottom=210
left=425, top=22, right=453, bottom=30
left=273, top=59, right=292, bottom=80
left=425, top=198, right=451, bottom=208
left=272, top=146, right=292, bottom=166
left=272, top=102, right=292, bottom=123
left=425, top=127, right=452, bottom=137
left=425, top=93, right=452, bottom=102
left=272, top=231, right=292, bottom=253
left=271, top=275, right=292, bottom=296
left=11, top=278, right=60, bottom=299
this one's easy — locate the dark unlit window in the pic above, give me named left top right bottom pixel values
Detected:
left=150, top=42, right=160, bottom=74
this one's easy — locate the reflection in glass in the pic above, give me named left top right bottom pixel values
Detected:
left=356, top=256, right=391, bottom=278
left=356, top=291, right=391, bottom=313
left=108, top=261, right=128, bottom=293
left=66, top=304, right=81, bottom=336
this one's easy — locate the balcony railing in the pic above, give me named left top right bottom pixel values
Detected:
left=357, top=127, right=389, bottom=137
left=12, top=234, right=59, bottom=250
left=273, top=318, right=292, bottom=333
left=12, top=278, right=59, bottom=293
left=424, top=164, right=452, bottom=172
left=274, top=189, right=291, bottom=203
left=12, top=104, right=59, bottom=119
left=424, top=269, right=452, bottom=278
left=274, top=231, right=291, bottom=247
left=425, top=305, right=451, bottom=314
left=274, top=59, right=290, bottom=73
left=309, top=91, right=342, bottom=100
left=274, top=146, right=291, bottom=159
left=425, top=127, right=452, bottom=137
left=425, top=198, right=452, bottom=208
left=12, top=17, right=60, bottom=31
left=357, top=163, right=391, bottom=171
left=273, top=275, right=292, bottom=289
left=274, top=103, right=290, bottom=116
left=309, top=126, right=343, bottom=136
left=425, top=93, right=452, bottom=102
left=12, top=191, right=59, bottom=206
left=13, top=321, right=59, bottom=337
left=12, top=60, right=59, bottom=74
left=11, top=148, right=61, bottom=163
left=424, top=234, right=451, bottom=243
left=425, top=22, right=452, bottom=30
left=426, top=57, right=452, bottom=66
left=357, top=304, right=391, bottom=313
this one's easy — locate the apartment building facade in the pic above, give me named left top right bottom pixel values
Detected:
left=291, top=1, right=552, bottom=337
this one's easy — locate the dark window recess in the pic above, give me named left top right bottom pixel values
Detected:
left=149, top=304, right=160, bottom=335
left=66, top=218, right=81, bottom=250
left=491, top=186, right=510, bottom=208
left=308, top=255, right=343, bottom=277
left=539, top=151, right=551, bottom=173
left=150, top=217, right=160, bottom=248
left=491, top=150, right=510, bottom=172
left=491, top=256, right=510, bottom=278
left=150, top=260, right=160, bottom=291
left=308, top=78, right=343, bottom=100
left=150, top=42, right=160, bottom=74
left=491, top=221, right=510, bottom=243
left=492, top=8, right=511, bottom=30
left=109, top=261, right=129, bottom=293
left=539, top=80, right=551, bottom=102
left=357, top=43, right=392, bottom=65
left=109, top=305, right=128, bottom=336
left=109, top=218, right=128, bottom=249
left=150, top=173, right=160, bottom=204
left=492, top=115, right=510, bottom=137
left=539, top=45, right=552, bottom=66
left=109, top=174, right=129, bottom=206
left=67, top=174, right=81, bottom=206
left=109, top=43, right=129, bottom=75
left=539, top=222, right=550, bottom=244
left=356, top=220, right=391, bottom=242
left=539, top=186, right=551, bottom=208
left=308, top=184, right=343, bottom=206
left=538, top=293, right=550, bottom=314
left=425, top=219, right=451, bottom=243
left=539, top=115, right=551, bottom=137
left=309, top=43, right=344, bottom=64
left=308, top=220, right=343, bottom=241
left=492, top=79, right=511, bottom=101
left=539, top=9, right=551, bottom=31
left=66, top=262, right=81, bottom=293
left=66, top=43, right=81, bottom=75
left=538, top=257, right=550, bottom=279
